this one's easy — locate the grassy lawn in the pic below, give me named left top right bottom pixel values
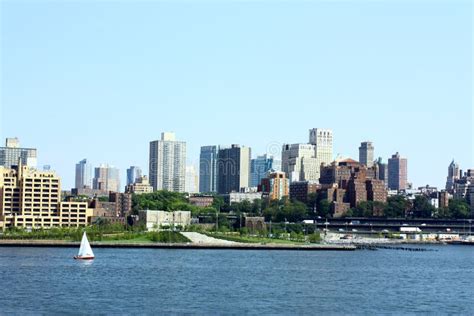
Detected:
left=205, top=232, right=307, bottom=245
left=1, top=231, right=190, bottom=244
left=98, top=235, right=154, bottom=244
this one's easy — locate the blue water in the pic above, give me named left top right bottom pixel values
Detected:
left=0, top=246, right=473, bottom=314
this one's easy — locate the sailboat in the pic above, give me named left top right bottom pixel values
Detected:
left=74, top=232, right=95, bottom=260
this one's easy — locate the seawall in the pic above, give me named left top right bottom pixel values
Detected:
left=0, top=240, right=356, bottom=251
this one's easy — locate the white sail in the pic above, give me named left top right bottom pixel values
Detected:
left=77, top=232, right=95, bottom=258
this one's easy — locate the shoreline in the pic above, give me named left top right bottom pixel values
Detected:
left=0, top=240, right=356, bottom=251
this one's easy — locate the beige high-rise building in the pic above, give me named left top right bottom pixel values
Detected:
left=0, top=165, right=92, bottom=230
left=149, top=132, right=187, bottom=192
left=93, top=164, right=121, bottom=193
left=282, top=128, right=333, bottom=183
left=281, top=144, right=319, bottom=183
left=309, top=128, right=333, bottom=170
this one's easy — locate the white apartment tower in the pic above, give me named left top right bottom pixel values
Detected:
left=149, top=132, right=186, bottom=192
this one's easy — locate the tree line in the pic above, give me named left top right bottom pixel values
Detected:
left=131, top=191, right=473, bottom=224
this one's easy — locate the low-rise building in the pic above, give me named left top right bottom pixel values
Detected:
left=0, top=165, right=93, bottom=230
left=244, top=217, right=266, bottom=232
left=289, top=181, right=320, bottom=203
left=71, top=187, right=109, bottom=198
left=318, top=159, right=387, bottom=216
left=222, top=192, right=263, bottom=205
left=88, top=192, right=132, bottom=223
left=258, top=171, right=289, bottom=201
left=90, top=206, right=127, bottom=225
left=109, top=192, right=132, bottom=217
left=438, top=191, right=451, bottom=208
left=138, top=210, right=191, bottom=231
left=189, top=195, right=214, bottom=207
left=125, top=176, right=153, bottom=195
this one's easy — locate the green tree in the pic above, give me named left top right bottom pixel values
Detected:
left=306, top=192, right=318, bottom=213
left=308, top=232, right=322, bottom=243
left=449, top=199, right=471, bottom=219
left=251, top=199, right=264, bottom=215
left=211, top=195, right=225, bottom=210
left=412, top=195, right=435, bottom=218
left=435, top=207, right=452, bottom=219
left=355, top=201, right=374, bottom=217
left=317, top=200, right=331, bottom=218
left=384, top=195, right=410, bottom=218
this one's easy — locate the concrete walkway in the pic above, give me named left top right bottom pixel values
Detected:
left=181, top=232, right=240, bottom=245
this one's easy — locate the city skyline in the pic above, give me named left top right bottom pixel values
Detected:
left=0, top=129, right=471, bottom=192
left=1, top=1, right=472, bottom=189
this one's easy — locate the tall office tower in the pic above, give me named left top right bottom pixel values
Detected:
left=446, top=160, right=461, bottom=192
left=272, top=159, right=282, bottom=172
left=126, top=166, right=142, bottom=186
left=309, top=128, right=333, bottom=168
left=250, top=154, right=274, bottom=187
left=359, top=141, right=374, bottom=167
left=217, top=145, right=251, bottom=194
left=185, top=165, right=199, bottom=193
left=375, top=157, right=388, bottom=186
left=199, top=146, right=218, bottom=193
left=93, top=164, right=121, bottom=193
left=388, top=152, right=408, bottom=191
left=0, top=138, right=37, bottom=168
left=281, top=143, right=319, bottom=183
left=75, top=159, right=92, bottom=189
left=149, top=132, right=186, bottom=192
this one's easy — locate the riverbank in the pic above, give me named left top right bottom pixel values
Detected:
left=0, top=239, right=356, bottom=251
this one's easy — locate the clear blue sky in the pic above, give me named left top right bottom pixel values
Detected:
left=1, top=0, right=472, bottom=190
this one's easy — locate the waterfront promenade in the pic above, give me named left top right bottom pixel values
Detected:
left=0, top=239, right=356, bottom=251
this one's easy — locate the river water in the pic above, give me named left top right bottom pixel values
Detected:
left=0, top=245, right=472, bottom=314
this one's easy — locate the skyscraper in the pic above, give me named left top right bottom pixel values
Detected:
left=281, top=128, right=333, bottom=183
left=75, top=159, right=92, bottom=189
left=388, top=152, right=408, bottom=191
left=250, top=154, right=274, bottom=187
left=217, top=145, right=251, bottom=194
left=0, top=138, right=37, bottom=168
left=149, top=132, right=186, bottom=192
left=185, top=165, right=199, bottom=193
left=446, top=160, right=460, bottom=192
left=309, top=128, right=333, bottom=168
left=126, top=166, right=142, bottom=185
left=93, top=164, right=121, bottom=193
left=199, top=146, right=218, bottom=193
left=375, top=157, right=388, bottom=186
left=359, top=141, right=374, bottom=167
left=281, top=144, right=319, bottom=183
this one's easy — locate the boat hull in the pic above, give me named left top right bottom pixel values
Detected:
left=74, top=256, right=95, bottom=260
